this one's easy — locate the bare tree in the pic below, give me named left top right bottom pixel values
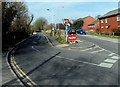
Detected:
left=2, top=1, right=34, bottom=49
left=34, top=17, right=48, bottom=31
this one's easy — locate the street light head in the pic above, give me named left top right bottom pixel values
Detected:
left=46, top=9, right=50, bottom=11
left=61, top=6, right=64, bottom=8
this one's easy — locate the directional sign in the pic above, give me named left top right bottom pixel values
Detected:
left=64, top=19, right=70, bottom=26
left=65, top=26, right=69, bottom=30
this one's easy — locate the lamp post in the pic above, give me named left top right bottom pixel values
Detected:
left=46, top=9, right=55, bottom=36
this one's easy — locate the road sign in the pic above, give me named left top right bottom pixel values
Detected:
left=64, top=19, right=70, bottom=26
left=65, top=26, right=69, bottom=30
left=68, top=35, right=77, bottom=41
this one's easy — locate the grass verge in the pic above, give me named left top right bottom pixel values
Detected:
left=44, top=30, right=66, bottom=44
left=54, top=36, right=66, bottom=44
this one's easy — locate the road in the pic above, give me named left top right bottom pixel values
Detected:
left=77, top=35, right=119, bottom=54
left=6, top=33, right=119, bottom=86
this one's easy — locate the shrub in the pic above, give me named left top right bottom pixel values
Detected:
left=112, top=29, right=120, bottom=36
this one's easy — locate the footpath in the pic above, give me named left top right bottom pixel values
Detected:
left=2, top=51, right=21, bottom=86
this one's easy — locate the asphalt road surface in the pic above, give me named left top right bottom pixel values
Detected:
left=77, top=35, right=119, bottom=55
left=13, top=32, right=119, bottom=85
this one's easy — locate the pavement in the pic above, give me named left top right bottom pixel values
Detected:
left=44, top=33, right=96, bottom=50
left=2, top=51, right=21, bottom=86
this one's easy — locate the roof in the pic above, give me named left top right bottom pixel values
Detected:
left=76, top=16, right=93, bottom=21
left=88, top=20, right=99, bottom=26
left=99, top=8, right=120, bottom=19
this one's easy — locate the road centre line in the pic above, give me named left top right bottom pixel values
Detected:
left=32, top=46, right=40, bottom=52
left=56, top=55, right=116, bottom=68
left=91, top=49, right=105, bottom=53
left=56, top=56, right=98, bottom=66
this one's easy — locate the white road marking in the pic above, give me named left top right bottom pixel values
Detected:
left=81, top=47, right=94, bottom=51
left=91, top=49, right=105, bottom=53
left=104, top=59, right=117, bottom=63
left=81, top=45, right=98, bottom=51
left=56, top=56, right=98, bottom=66
left=98, top=63, right=113, bottom=68
left=56, top=55, right=118, bottom=69
left=32, top=46, right=40, bottom=52
left=97, top=46, right=114, bottom=54
left=108, top=53, right=115, bottom=56
left=111, top=56, right=119, bottom=59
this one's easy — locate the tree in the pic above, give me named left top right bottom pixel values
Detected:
left=10, top=2, right=29, bottom=32
left=34, top=17, right=48, bottom=31
left=96, top=15, right=101, bottom=19
left=56, top=23, right=64, bottom=30
left=2, top=1, right=33, bottom=49
left=72, top=20, right=84, bottom=29
left=2, top=2, right=17, bottom=43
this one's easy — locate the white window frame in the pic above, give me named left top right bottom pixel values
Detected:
left=117, top=15, right=120, bottom=21
left=106, top=26, right=108, bottom=28
left=105, top=18, right=108, bottom=23
left=101, top=26, right=104, bottom=28
left=101, top=20, right=104, bottom=23
left=101, top=20, right=103, bottom=23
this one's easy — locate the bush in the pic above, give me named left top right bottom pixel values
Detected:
left=112, top=29, right=120, bottom=36
left=55, top=36, right=66, bottom=44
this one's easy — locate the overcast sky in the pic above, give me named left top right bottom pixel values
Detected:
left=25, top=2, right=118, bottom=24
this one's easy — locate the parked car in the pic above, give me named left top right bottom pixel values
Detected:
left=68, top=27, right=76, bottom=35
left=33, top=31, right=37, bottom=35
left=76, top=29, right=86, bottom=35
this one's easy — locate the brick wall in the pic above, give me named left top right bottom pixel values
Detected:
left=82, top=16, right=96, bottom=31
left=99, top=16, right=119, bottom=33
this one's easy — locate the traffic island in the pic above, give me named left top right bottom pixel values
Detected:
left=44, top=31, right=97, bottom=51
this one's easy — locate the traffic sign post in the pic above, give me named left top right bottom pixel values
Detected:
left=63, top=19, right=70, bottom=42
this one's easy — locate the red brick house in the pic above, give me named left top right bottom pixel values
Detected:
left=88, top=20, right=100, bottom=32
left=82, top=16, right=96, bottom=31
left=99, top=8, right=120, bottom=34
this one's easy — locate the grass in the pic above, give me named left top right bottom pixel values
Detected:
left=87, top=32, right=120, bottom=39
left=55, top=36, right=66, bottom=44
left=45, top=30, right=66, bottom=44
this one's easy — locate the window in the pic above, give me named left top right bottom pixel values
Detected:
left=101, top=20, right=104, bottom=23
left=105, top=18, right=108, bottom=23
left=106, top=26, right=108, bottom=28
left=101, top=26, right=104, bottom=28
left=117, top=15, right=120, bottom=21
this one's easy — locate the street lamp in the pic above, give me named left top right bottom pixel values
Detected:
left=46, top=9, right=55, bottom=36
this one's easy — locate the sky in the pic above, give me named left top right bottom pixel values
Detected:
left=25, top=2, right=118, bottom=24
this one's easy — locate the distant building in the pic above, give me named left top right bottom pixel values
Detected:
left=88, top=20, right=100, bottom=32
left=82, top=16, right=96, bottom=31
left=99, top=8, right=120, bottom=34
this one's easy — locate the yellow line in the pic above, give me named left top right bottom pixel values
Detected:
left=11, top=55, right=37, bottom=86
